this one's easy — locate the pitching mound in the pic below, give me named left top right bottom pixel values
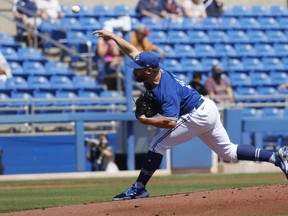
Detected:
left=2, top=184, right=288, bottom=216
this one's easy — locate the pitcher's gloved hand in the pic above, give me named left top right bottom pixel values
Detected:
left=135, top=91, right=161, bottom=119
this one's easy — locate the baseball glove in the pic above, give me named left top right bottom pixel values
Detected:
left=135, top=90, right=161, bottom=118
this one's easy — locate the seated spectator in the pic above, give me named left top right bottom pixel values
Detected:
left=189, top=72, right=208, bottom=96
left=182, top=0, right=207, bottom=21
left=279, top=82, right=288, bottom=91
left=86, top=134, right=119, bottom=172
left=203, top=0, right=224, bottom=18
left=96, top=26, right=122, bottom=88
left=160, top=0, right=183, bottom=16
left=13, top=0, right=42, bottom=46
left=130, top=25, right=165, bottom=57
left=205, top=65, right=234, bottom=104
left=136, top=0, right=179, bottom=20
left=0, top=51, right=12, bottom=82
left=36, top=0, right=65, bottom=21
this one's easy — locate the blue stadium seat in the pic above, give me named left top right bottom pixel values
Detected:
left=207, top=30, right=229, bottom=43
left=0, top=47, right=21, bottom=63
left=227, top=30, right=250, bottom=43
left=45, top=61, right=71, bottom=76
left=246, top=30, right=268, bottom=43
left=141, top=17, right=165, bottom=30
left=66, top=32, right=90, bottom=55
left=227, top=58, right=245, bottom=71
left=77, top=90, right=99, bottom=106
left=72, top=75, right=100, bottom=91
left=254, top=44, right=276, bottom=57
left=242, top=108, right=261, bottom=118
left=201, top=17, right=220, bottom=29
left=201, top=58, right=221, bottom=71
left=266, top=30, right=287, bottom=43
left=238, top=17, right=261, bottom=29
left=276, top=17, right=288, bottom=29
left=270, top=71, right=288, bottom=85
left=234, top=87, right=258, bottom=103
left=167, top=30, right=189, bottom=44
left=181, top=58, right=204, bottom=72
left=249, top=71, right=272, bottom=86
left=220, top=17, right=242, bottom=30
left=27, top=76, right=51, bottom=91
left=230, top=72, right=251, bottom=86
left=157, top=44, right=176, bottom=59
left=8, top=62, right=23, bottom=75
left=261, top=107, right=281, bottom=118
left=251, top=6, right=271, bottom=17
left=0, top=33, right=21, bottom=49
left=258, top=17, right=280, bottom=30
left=174, top=44, right=196, bottom=58
left=257, top=86, right=279, bottom=96
left=262, top=57, right=285, bottom=70
left=99, top=90, right=126, bottom=105
left=164, top=17, right=185, bottom=30
left=234, top=44, right=257, bottom=57
left=60, top=17, right=82, bottom=31
left=214, top=44, right=237, bottom=57
left=281, top=57, right=288, bottom=66
left=242, top=57, right=264, bottom=70
left=50, top=75, right=74, bottom=91
left=23, top=61, right=46, bottom=76
left=187, top=30, right=210, bottom=43
left=194, top=44, right=216, bottom=57
left=78, top=17, right=101, bottom=32
left=18, top=47, right=46, bottom=62
left=231, top=6, right=252, bottom=17
left=273, top=43, right=288, bottom=56
left=5, top=77, right=29, bottom=91
left=113, top=5, right=136, bottom=17
left=10, top=92, right=31, bottom=109
left=78, top=5, right=95, bottom=17
left=93, top=5, right=114, bottom=17
left=163, top=59, right=183, bottom=73
left=55, top=91, right=78, bottom=107
left=0, top=92, right=11, bottom=108
left=147, top=31, right=168, bottom=44
left=33, top=91, right=55, bottom=108
left=270, top=6, right=288, bottom=17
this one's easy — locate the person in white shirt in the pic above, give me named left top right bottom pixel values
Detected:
left=182, top=0, right=207, bottom=20
left=36, top=0, right=64, bottom=21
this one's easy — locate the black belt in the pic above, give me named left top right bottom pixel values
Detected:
left=195, top=98, right=204, bottom=110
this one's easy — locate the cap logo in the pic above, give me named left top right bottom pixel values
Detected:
left=135, top=54, right=140, bottom=61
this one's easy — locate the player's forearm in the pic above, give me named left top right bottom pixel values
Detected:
left=138, top=115, right=176, bottom=128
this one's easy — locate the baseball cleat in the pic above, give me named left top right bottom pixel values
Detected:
left=275, top=147, right=288, bottom=180
left=113, top=184, right=149, bottom=201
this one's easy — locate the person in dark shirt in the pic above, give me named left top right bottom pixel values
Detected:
left=189, top=72, right=208, bottom=96
left=203, top=0, right=224, bottom=18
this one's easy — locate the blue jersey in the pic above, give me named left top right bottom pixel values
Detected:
left=144, top=69, right=201, bottom=121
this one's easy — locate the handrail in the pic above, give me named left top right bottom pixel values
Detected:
left=1, top=0, right=93, bottom=75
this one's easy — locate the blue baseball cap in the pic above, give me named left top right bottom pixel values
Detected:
left=127, top=52, right=161, bottom=69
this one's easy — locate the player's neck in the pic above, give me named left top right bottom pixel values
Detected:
left=147, top=70, right=161, bottom=88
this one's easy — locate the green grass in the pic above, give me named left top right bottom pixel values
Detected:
left=0, top=172, right=285, bottom=213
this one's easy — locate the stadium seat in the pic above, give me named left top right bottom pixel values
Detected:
left=201, top=58, right=221, bottom=71
left=50, top=75, right=74, bottom=91
left=18, top=47, right=46, bottom=62
left=27, top=76, right=51, bottom=91
left=266, top=30, right=287, bottom=43
left=164, top=18, right=185, bottom=30
left=0, top=92, right=11, bottom=108
left=207, top=30, right=229, bottom=43
left=238, top=17, right=261, bottom=29
left=78, top=17, right=101, bottom=32
left=249, top=71, right=272, bottom=86
left=230, top=72, right=251, bottom=86
left=93, top=5, right=114, bottom=17
left=156, top=44, right=176, bottom=59
left=66, top=31, right=90, bottom=55
left=72, top=75, right=99, bottom=91
left=220, top=17, right=242, bottom=30
left=167, top=30, right=190, bottom=44
left=113, top=5, right=136, bottom=17
left=258, top=17, right=280, bottom=30
left=60, top=17, right=82, bottom=31
left=187, top=30, right=210, bottom=43
left=227, top=58, right=245, bottom=71
left=141, top=17, right=165, bottom=30
left=8, top=62, right=23, bottom=75
left=163, top=59, right=183, bottom=73
left=254, top=44, right=276, bottom=57
left=130, top=17, right=141, bottom=29
left=174, top=44, right=196, bottom=58
left=276, top=17, right=288, bottom=29
left=54, top=91, right=78, bottom=107
left=242, top=57, right=264, bottom=70
left=194, top=44, right=216, bottom=57
left=0, top=33, right=21, bottom=49
left=270, top=71, right=288, bottom=85
left=251, top=6, right=271, bottom=17
left=77, top=5, right=95, bottom=17
left=77, top=90, right=99, bottom=106
left=234, top=87, right=258, bottom=103
left=0, top=47, right=21, bottom=63
left=227, top=30, right=250, bottom=43
left=99, top=90, right=126, bottom=105
left=270, top=6, right=288, bottom=17
left=242, top=108, right=261, bottom=118
left=23, top=61, right=46, bottom=76
left=45, top=61, right=71, bottom=76
left=273, top=43, right=288, bottom=56
left=201, top=17, right=220, bottom=29
left=33, top=91, right=55, bottom=108
left=246, top=30, right=268, bottom=43
left=180, top=58, right=204, bottom=72
left=10, top=92, right=31, bottom=109
left=5, top=77, right=29, bottom=91
left=234, top=44, right=257, bottom=57
left=231, top=6, right=251, bottom=17
left=214, top=44, right=237, bottom=57
left=257, top=86, right=279, bottom=102
left=262, top=57, right=285, bottom=70
left=147, top=31, right=168, bottom=44
left=261, top=107, right=282, bottom=118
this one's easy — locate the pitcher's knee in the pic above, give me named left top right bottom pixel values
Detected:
left=219, top=144, right=238, bottom=162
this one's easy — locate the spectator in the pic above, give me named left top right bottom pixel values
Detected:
left=0, top=51, right=12, bottom=82
left=130, top=25, right=165, bottom=57
left=182, top=0, right=207, bottom=21
left=86, top=134, right=119, bottom=172
left=160, top=0, right=183, bottom=16
left=205, top=65, right=234, bottom=104
left=136, top=0, right=179, bottom=20
left=203, top=0, right=224, bottom=18
left=279, top=82, right=288, bottom=91
left=189, top=72, right=208, bottom=96
left=13, top=0, right=42, bottom=46
left=36, top=0, right=65, bottom=21
left=96, top=26, right=122, bottom=87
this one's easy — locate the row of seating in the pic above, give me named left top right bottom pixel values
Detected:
left=242, top=107, right=288, bottom=118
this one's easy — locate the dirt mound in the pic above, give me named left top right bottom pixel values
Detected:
left=2, top=184, right=287, bottom=216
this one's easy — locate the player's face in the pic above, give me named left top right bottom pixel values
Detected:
left=133, top=68, right=148, bottom=82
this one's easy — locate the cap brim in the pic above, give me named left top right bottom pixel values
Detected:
left=127, top=60, right=145, bottom=69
